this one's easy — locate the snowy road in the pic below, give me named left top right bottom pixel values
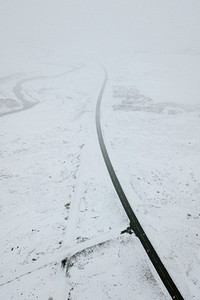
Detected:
left=1, top=0, right=200, bottom=299
left=0, top=53, right=199, bottom=300
left=0, top=64, right=84, bottom=117
left=102, top=54, right=200, bottom=299
left=95, top=66, right=183, bottom=300
left=0, top=60, right=172, bottom=300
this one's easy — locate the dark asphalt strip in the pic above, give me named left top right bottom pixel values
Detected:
left=95, top=66, right=184, bottom=300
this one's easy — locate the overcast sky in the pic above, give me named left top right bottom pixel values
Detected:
left=0, top=0, right=200, bottom=56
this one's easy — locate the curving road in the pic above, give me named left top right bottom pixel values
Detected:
left=95, top=65, right=184, bottom=300
left=0, top=64, right=84, bottom=117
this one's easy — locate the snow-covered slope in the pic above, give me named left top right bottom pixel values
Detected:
left=0, top=0, right=200, bottom=299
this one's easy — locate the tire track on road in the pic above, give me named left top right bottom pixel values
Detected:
left=95, top=65, right=184, bottom=300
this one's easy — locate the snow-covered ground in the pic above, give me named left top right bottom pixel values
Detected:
left=0, top=0, right=200, bottom=299
left=0, top=58, right=171, bottom=299
left=102, top=53, right=200, bottom=299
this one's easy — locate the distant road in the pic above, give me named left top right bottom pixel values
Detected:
left=0, top=64, right=84, bottom=118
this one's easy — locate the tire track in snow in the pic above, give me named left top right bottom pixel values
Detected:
left=0, top=262, right=56, bottom=287
left=95, top=65, right=184, bottom=300
left=62, top=140, right=87, bottom=249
